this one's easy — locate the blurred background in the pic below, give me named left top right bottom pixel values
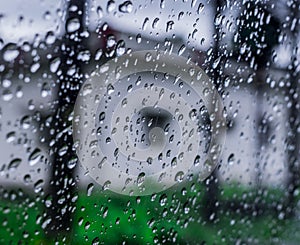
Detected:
left=0, top=0, right=299, bottom=244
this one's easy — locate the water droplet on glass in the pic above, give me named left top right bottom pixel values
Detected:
left=87, top=183, right=94, bottom=196
left=152, top=18, right=159, bottom=28
left=142, top=17, right=149, bottom=30
left=119, top=1, right=133, bottom=13
left=28, top=148, right=42, bottom=166
left=159, top=194, right=167, bottom=206
left=197, top=3, right=204, bottom=14
left=67, top=157, right=77, bottom=169
left=137, top=172, right=145, bottom=186
left=113, top=41, right=123, bottom=57
left=96, top=6, right=103, bottom=19
left=21, top=115, right=31, bottom=129
left=66, top=17, right=80, bottom=33
left=77, top=50, right=91, bottom=62
left=121, top=98, right=128, bottom=107
left=166, top=21, right=174, bottom=32
left=41, top=83, right=51, bottom=97
left=194, top=155, right=200, bottom=166
left=6, top=132, right=16, bottom=143
left=175, top=171, right=184, bottom=182
left=107, top=0, right=116, bottom=13
left=8, top=158, right=22, bottom=171
left=45, top=31, right=56, bottom=45
left=3, top=44, right=19, bottom=62
left=189, top=109, right=197, bottom=120
left=212, top=56, right=221, bottom=69
left=2, top=90, right=13, bottom=101
left=107, top=84, right=115, bottom=95
left=99, top=112, right=106, bottom=123
left=227, top=153, right=235, bottom=165
left=50, top=57, right=61, bottom=73
left=34, top=179, right=44, bottom=193
left=82, top=83, right=92, bottom=96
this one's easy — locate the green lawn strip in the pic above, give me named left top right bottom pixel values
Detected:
left=0, top=192, right=45, bottom=244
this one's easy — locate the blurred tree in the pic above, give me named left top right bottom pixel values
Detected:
left=202, top=0, right=224, bottom=222
left=233, top=1, right=281, bottom=188
left=285, top=0, right=300, bottom=217
left=233, top=0, right=280, bottom=70
left=46, top=0, right=87, bottom=238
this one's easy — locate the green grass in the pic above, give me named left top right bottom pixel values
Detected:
left=0, top=184, right=299, bottom=244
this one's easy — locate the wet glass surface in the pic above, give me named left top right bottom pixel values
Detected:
left=0, top=0, right=299, bottom=244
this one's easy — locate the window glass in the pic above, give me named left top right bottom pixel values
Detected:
left=0, top=0, right=299, bottom=244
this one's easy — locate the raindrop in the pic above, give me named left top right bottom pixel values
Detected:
left=77, top=50, right=91, bottom=62
left=95, top=48, right=103, bottom=61
left=171, top=157, right=177, bottom=167
left=121, top=98, right=128, bottom=107
left=82, top=83, right=93, bottom=96
left=178, top=45, right=186, bottom=56
left=107, top=0, right=116, bottom=13
left=116, top=40, right=126, bottom=56
left=50, top=57, right=61, bottom=73
left=2, top=90, right=13, bottom=101
left=178, top=11, right=184, bottom=20
left=99, top=112, right=106, bottom=123
left=21, top=115, right=31, bottom=129
left=189, top=109, right=197, bottom=120
left=28, top=148, right=42, bottom=166
left=66, top=17, right=80, bottom=33
left=194, top=155, right=200, bottom=166
left=45, top=31, right=56, bottom=45
left=159, top=194, right=167, bottom=206
left=30, top=63, right=40, bottom=73
left=197, top=3, right=204, bottom=14
left=6, top=132, right=16, bottom=143
left=34, top=179, right=44, bottom=193
left=212, top=56, right=221, bottom=69
left=166, top=21, right=174, bottom=32
left=152, top=18, right=159, bottom=28
left=119, top=1, right=133, bottom=13
left=102, top=180, right=111, bottom=190
left=67, top=157, right=77, bottom=169
left=58, top=145, right=68, bottom=156
left=8, top=158, right=22, bottom=171
left=137, top=172, right=145, bottom=186
left=142, top=17, right=149, bottom=30
left=43, top=11, right=51, bottom=20
left=159, top=88, right=164, bottom=99
left=175, top=171, right=184, bottom=182
left=96, top=6, right=103, bottom=19
left=227, top=153, right=235, bottom=165
left=87, top=183, right=94, bottom=196
left=136, top=34, right=142, bottom=44
left=23, top=174, right=31, bottom=184
left=107, top=84, right=115, bottom=95
left=3, top=44, right=19, bottom=62
left=41, top=83, right=51, bottom=97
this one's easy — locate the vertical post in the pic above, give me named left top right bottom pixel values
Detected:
left=202, top=0, right=223, bottom=222
left=286, top=0, right=300, bottom=217
left=46, top=0, right=87, bottom=238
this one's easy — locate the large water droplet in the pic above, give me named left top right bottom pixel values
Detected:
left=8, top=158, right=22, bottom=171
left=66, top=18, right=81, bottom=33
left=119, top=1, right=133, bottom=13
left=3, top=44, right=19, bottom=62
left=28, top=148, right=42, bottom=166
left=137, top=172, right=145, bottom=186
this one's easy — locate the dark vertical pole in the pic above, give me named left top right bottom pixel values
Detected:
left=286, top=0, right=300, bottom=217
left=202, top=0, right=223, bottom=222
left=46, top=0, right=87, bottom=238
